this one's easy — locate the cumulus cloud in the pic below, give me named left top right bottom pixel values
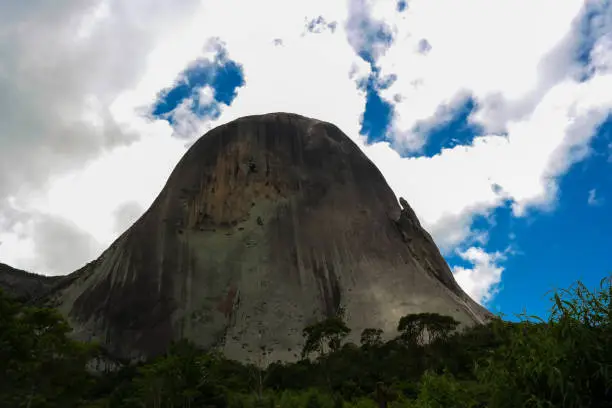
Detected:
left=0, top=0, right=206, bottom=272
left=377, top=0, right=587, bottom=137
left=0, top=0, right=202, bottom=196
left=452, top=247, right=506, bottom=305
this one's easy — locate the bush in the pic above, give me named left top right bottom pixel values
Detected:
left=476, top=277, right=612, bottom=408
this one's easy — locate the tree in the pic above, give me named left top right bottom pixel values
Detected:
left=245, top=345, right=272, bottom=402
left=397, top=314, right=425, bottom=345
left=301, top=316, right=351, bottom=359
left=420, top=313, right=459, bottom=343
left=0, top=290, right=98, bottom=408
left=397, top=313, right=459, bottom=345
left=360, top=329, right=384, bottom=348
left=130, top=340, right=226, bottom=408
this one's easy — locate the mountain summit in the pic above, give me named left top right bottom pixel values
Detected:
left=39, top=113, right=490, bottom=363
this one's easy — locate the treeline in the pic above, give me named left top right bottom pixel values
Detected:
left=1, top=277, right=611, bottom=407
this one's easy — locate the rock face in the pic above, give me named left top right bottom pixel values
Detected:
left=45, top=112, right=491, bottom=363
left=0, top=263, right=63, bottom=302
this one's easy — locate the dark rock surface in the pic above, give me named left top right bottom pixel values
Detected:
left=44, top=112, right=491, bottom=364
left=0, top=263, right=63, bottom=302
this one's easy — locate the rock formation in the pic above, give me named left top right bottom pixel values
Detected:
left=32, top=113, right=489, bottom=363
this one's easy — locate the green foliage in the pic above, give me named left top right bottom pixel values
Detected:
left=0, top=290, right=98, bottom=407
left=397, top=314, right=423, bottom=345
left=476, top=277, right=612, bottom=408
left=397, top=312, right=459, bottom=345
left=126, top=341, right=236, bottom=408
left=302, top=316, right=351, bottom=359
left=412, top=370, right=477, bottom=408
left=2, top=275, right=611, bottom=408
left=360, top=328, right=383, bottom=348
left=306, top=391, right=323, bottom=408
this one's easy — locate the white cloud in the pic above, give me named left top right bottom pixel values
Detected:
left=588, top=188, right=604, bottom=206
left=364, top=73, right=612, bottom=240
left=362, top=0, right=612, bottom=249
left=200, top=0, right=371, bottom=138
left=345, top=0, right=394, bottom=62
left=0, top=0, right=206, bottom=272
left=0, top=210, right=99, bottom=276
left=0, top=0, right=204, bottom=195
left=113, top=201, right=144, bottom=236
left=198, top=86, right=216, bottom=106
left=166, top=96, right=217, bottom=140
left=452, top=247, right=506, bottom=305
left=0, top=0, right=610, bottom=313
left=377, top=0, right=585, bottom=135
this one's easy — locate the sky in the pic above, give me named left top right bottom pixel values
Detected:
left=0, top=0, right=611, bottom=321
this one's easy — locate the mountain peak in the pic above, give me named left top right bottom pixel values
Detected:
left=39, top=113, right=490, bottom=362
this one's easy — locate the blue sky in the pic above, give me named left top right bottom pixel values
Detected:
left=152, top=42, right=244, bottom=128
left=488, top=117, right=612, bottom=319
left=422, top=110, right=612, bottom=320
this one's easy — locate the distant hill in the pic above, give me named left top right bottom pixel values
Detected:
left=0, top=262, right=63, bottom=302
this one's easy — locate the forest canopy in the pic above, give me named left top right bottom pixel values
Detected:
left=1, top=276, right=610, bottom=408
